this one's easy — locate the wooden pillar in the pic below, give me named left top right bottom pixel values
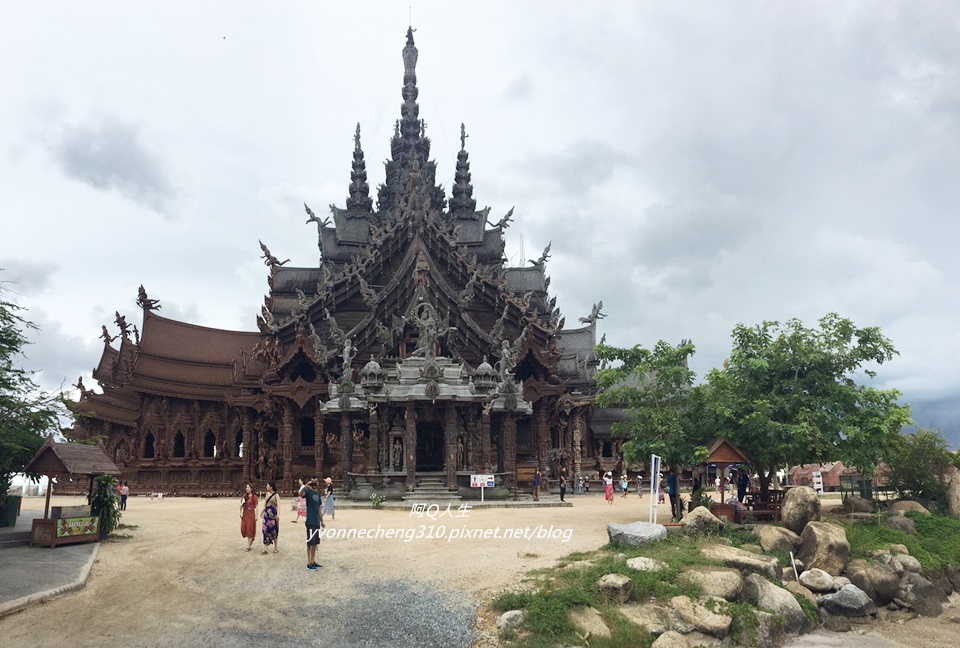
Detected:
left=445, top=405, right=457, bottom=490
left=314, top=408, right=324, bottom=479
left=481, top=405, right=492, bottom=472
left=504, top=413, right=517, bottom=493
left=535, top=403, right=549, bottom=478
left=282, top=402, right=294, bottom=493
left=368, top=406, right=380, bottom=473
left=340, top=414, right=353, bottom=492
left=241, top=413, right=252, bottom=484
left=572, top=410, right=584, bottom=486
left=405, top=406, right=417, bottom=491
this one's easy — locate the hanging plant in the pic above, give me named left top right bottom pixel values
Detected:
left=90, top=474, right=122, bottom=538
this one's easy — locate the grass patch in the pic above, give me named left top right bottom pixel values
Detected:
left=712, top=600, right=761, bottom=646
left=792, top=592, right=820, bottom=626
left=846, top=513, right=960, bottom=572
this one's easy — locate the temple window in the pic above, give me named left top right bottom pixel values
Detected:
left=173, top=432, right=185, bottom=458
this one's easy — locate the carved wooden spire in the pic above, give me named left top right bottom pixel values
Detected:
left=346, top=123, right=373, bottom=212
left=449, top=123, right=476, bottom=213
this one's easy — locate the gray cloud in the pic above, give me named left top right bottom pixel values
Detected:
left=0, top=260, right=60, bottom=295
left=48, top=117, right=177, bottom=216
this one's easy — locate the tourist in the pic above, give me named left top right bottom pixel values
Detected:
left=292, top=478, right=306, bottom=523
left=666, top=469, right=679, bottom=521
left=119, top=481, right=129, bottom=510
left=260, top=481, right=279, bottom=554
left=533, top=469, right=541, bottom=501
left=559, top=473, right=567, bottom=502
left=240, top=483, right=258, bottom=552
left=658, top=474, right=665, bottom=504
left=737, top=470, right=750, bottom=503
left=603, top=471, right=614, bottom=504
left=322, top=477, right=335, bottom=521
left=620, top=474, right=629, bottom=498
left=636, top=474, right=643, bottom=498
left=303, top=478, right=325, bottom=570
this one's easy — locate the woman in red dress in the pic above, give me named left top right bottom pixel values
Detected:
left=240, top=483, right=258, bottom=551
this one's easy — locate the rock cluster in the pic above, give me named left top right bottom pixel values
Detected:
left=500, top=504, right=960, bottom=647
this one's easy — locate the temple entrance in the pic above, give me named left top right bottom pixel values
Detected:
left=416, top=422, right=444, bottom=471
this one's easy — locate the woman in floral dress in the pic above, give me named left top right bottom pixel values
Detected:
left=240, top=483, right=258, bottom=551
left=260, top=480, right=279, bottom=554
left=322, top=477, right=335, bottom=521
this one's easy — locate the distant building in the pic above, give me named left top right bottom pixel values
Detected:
left=68, top=29, right=624, bottom=498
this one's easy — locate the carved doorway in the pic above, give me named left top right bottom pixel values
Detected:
left=416, top=421, right=444, bottom=472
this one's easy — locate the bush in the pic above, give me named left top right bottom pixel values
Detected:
left=885, top=429, right=955, bottom=507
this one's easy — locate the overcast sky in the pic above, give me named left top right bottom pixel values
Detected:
left=2, top=2, right=958, bottom=449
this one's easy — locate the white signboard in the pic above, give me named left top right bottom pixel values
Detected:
left=811, top=471, right=823, bottom=494
left=649, top=454, right=662, bottom=524
left=471, top=474, right=495, bottom=488
left=471, top=474, right=495, bottom=502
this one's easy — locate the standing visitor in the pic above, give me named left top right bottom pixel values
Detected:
left=260, top=481, right=279, bottom=554
left=604, top=471, right=615, bottom=504
left=119, top=482, right=129, bottom=511
left=240, top=483, right=258, bottom=552
left=636, top=474, right=643, bottom=498
left=322, top=477, right=335, bottom=521
left=577, top=477, right=584, bottom=495
left=737, top=470, right=750, bottom=503
left=303, top=478, right=325, bottom=570
left=666, top=469, right=679, bottom=521
left=559, top=473, right=567, bottom=502
left=658, top=474, right=665, bottom=503
left=620, top=474, right=629, bottom=498
left=292, top=478, right=306, bottom=523
left=533, top=469, right=542, bottom=501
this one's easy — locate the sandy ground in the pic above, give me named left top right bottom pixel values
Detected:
left=3, top=493, right=960, bottom=647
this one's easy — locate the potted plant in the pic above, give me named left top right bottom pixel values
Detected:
left=90, top=475, right=122, bottom=539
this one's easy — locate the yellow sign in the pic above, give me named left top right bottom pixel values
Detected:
left=56, top=516, right=100, bottom=538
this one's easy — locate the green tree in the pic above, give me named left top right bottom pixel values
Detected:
left=705, top=313, right=911, bottom=497
left=0, top=283, right=64, bottom=507
left=886, top=428, right=956, bottom=505
left=595, top=340, right=709, bottom=470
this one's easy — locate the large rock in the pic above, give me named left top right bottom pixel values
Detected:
left=819, top=584, right=878, bottom=618
left=884, top=515, right=917, bottom=535
left=743, top=573, right=813, bottom=635
left=945, top=565, right=960, bottom=592
left=597, top=573, right=633, bottom=603
left=758, top=525, right=801, bottom=553
left=755, top=610, right=787, bottom=647
left=798, top=522, right=850, bottom=576
left=798, top=567, right=835, bottom=592
left=669, top=595, right=732, bottom=638
left=781, top=486, right=822, bottom=534
left=897, top=554, right=922, bottom=574
left=679, top=506, right=725, bottom=536
left=496, top=610, right=525, bottom=630
left=607, top=521, right=668, bottom=547
left=785, top=581, right=818, bottom=607
left=677, top=566, right=744, bottom=601
left=889, top=500, right=931, bottom=516
left=842, top=495, right=877, bottom=513
left=627, top=556, right=668, bottom=572
left=845, top=559, right=900, bottom=605
left=949, top=474, right=960, bottom=519
left=651, top=631, right=691, bottom=648
left=700, top=544, right=781, bottom=580
left=895, top=572, right=945, bottom=617
left=569, top=606, right=611, bottom=638
left=618, top=603, right=674, bottom=635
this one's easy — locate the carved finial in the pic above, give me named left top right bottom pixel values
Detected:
left=259, top=240, right=290, bottom=268
left=529, top=242, right=552, bottom=268
left=136, top=284, right=161, bottom=310
left=354, top=123, right=361, bottom=149
left=100, top=325, right=116, bottom=345
left=579, top=301, right=606, bottom=324
left=460, top=123, right=468, bottom=151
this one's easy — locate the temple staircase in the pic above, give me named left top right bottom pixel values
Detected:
left=401, top=472, right=462, bottom=502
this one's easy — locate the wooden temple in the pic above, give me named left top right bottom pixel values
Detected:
left=69, top=28, right=620, bottom=499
